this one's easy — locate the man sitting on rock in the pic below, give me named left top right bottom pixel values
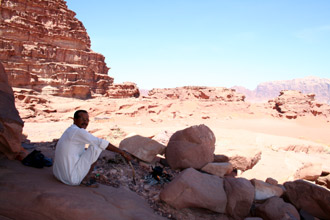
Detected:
left=53, top=110, right=132, bottom=187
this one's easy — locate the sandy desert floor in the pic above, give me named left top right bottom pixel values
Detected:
left=19, top=94, right=330, bottom=148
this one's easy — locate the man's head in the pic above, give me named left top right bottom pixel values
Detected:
left=73, top=110, right=89, bottom=129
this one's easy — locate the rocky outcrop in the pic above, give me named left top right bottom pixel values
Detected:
left=0, top=62, right=26, bottom=160
left=0, top=0, right=138, bottom=99
left=148, top=86, right=245, bottom=101
left=107, top=82, right=140, bottom=98
left=269, top=90, right=330, bottom=119
left=233, top=76, right=330, bottom=104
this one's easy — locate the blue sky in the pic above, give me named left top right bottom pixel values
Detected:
left=66, top=0, right=330, bottom=90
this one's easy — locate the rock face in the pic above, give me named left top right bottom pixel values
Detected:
left=284, top=180, right=330, bottom=220
left=269, top=90, right=330, bottom=119
left=159, top=168, right=227, bottom=213
left=148, top=86, right=245, bottom=101
left=255, top=197, right=300, bottom=220
left=224, top=177, right=255, bottom=220
left=233, top=76, right=330, bottom=104
left=0, top=62, right=26, bottom=160
left=0, top=0, right=138, bottom=99
left=165, top=124, right=216, bottom=170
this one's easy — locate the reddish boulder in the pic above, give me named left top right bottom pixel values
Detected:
left=0, top=62, right=26, bottom=160
left=255, top=197, right=300, bottom=220
left=165, top=124, right=216, bottom=170
left=224, top=177, right=255, bottom=220
left=160, top=168, right=227, bottom=213
left=119, top=135, right=166, bottom=163
left=284, top=180, right=330, bottom=220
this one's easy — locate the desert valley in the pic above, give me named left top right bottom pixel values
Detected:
left=1, top=0, right=330, bottom=219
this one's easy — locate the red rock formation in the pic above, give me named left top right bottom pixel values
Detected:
left=0, top=62, right=27, bottom=160
left=0, top=0, right=138, bottom=99
left=148, top=86, right=245, bottom=102
left=269, top=90, right=330, bottom=119
left=107, top=82, right=140, bottom=98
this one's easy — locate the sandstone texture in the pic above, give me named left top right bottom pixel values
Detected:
left=119, top=135, right=166, bottom=163
left=165, top=124, right=216, bottom=170
left=255, top=197, right=300, bottom=220
left=0, top=0, right=137, bottom=98
left=284, top=180, right=330, bottom=220
left=0, top=157, right=165, bottom=220
left=269, top=90, right=330, bottom=119
left=159, top=168, right=227, bottom=213
left=224, top=177, right=255, bottom=220
left=107, top=82, right=140, bottom=98
left=0, top=62, right=26, bottom=160
left=148, top=86, right=245, bottom=101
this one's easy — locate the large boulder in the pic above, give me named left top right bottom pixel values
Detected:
left=284, top=180, right=330, bottom=220
left=165, top=124, right=216, bottom=170
left=119, top=135, right=166, bottom=163
left=255, top=197, right=300, bottom=220
left=224, top=177, right=255, bottom=220
left=0, top=62, right=26, bottom=160
left=159, top=168, right=227, bottom=213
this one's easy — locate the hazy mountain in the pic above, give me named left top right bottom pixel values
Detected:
left=232, top=76, right=330, bottom=104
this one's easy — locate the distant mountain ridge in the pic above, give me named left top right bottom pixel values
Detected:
left=232, top=76, right=330, bottom=104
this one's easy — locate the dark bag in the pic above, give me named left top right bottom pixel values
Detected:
left=22, top=150, right=53, bottom=168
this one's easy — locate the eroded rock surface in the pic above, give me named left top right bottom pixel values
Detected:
left=0, top=0, right=138, bottom=98
left=148, top=86, right=245, bottom=102
left=0, top=62, right=26, bottom=160
left=159, top=168, right=227, bottom=213
left=0, top=156, right=165, bottom=220
left=165, top=124, right=216, bottom=170
left=269, top=90, right=330, bottom=119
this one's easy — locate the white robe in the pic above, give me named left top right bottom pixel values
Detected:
left=53, top=124, right=109, bottom=185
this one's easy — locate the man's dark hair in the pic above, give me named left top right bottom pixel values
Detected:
left=74, top=110, right=88, bottom=119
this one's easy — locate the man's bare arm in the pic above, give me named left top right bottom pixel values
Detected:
left=106, top=143, right=132, bottom=162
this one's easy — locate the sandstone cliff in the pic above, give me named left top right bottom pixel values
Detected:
left=233, top=76, right=330, bottom=104
left=0, top=0, right=138, bottom=98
